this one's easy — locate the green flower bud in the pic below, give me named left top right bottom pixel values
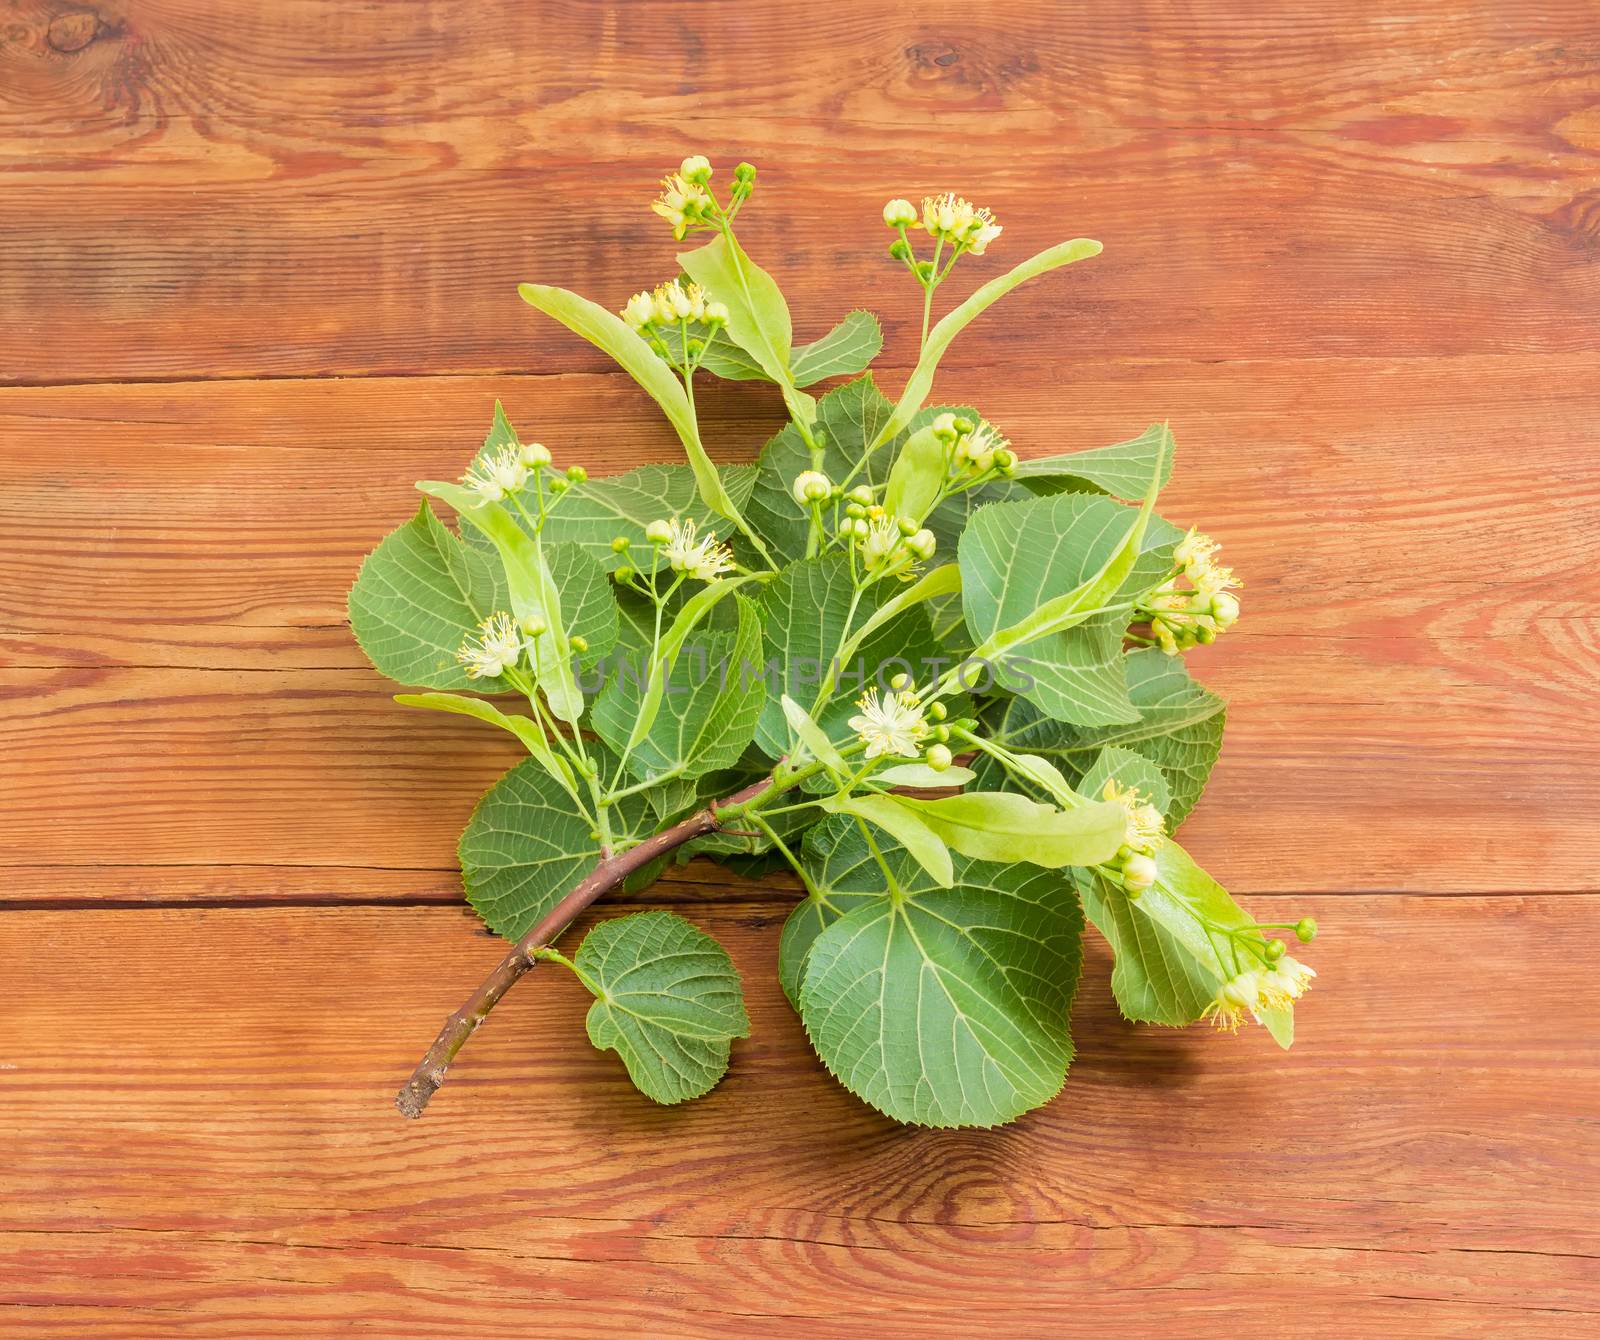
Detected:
left=847, top=485, right=874, bottom=506
left=565, top=464, right=587, bottom=484
left=549, top=477, right=569, bottom=494
left=888, top=238, right=911, bottom=261
left=915, top=260, right=935, bottom=283
left=844, top=501, right=866, bottom=520
left=522, top=615, right=547, bottom=637
left=931, top=724, right=950, bottom=742
left=927, top=701, right=948, bottom=721
left=734, top=161, right=757, bottom=182
left=568, top=634, right=589, bottom=654
left=1295, top=917, right=1318, bottom=943
left=897, top=516, right=918, bottom=537
left=889, top=672, right=911, bottom=691
left=613, top=565, right=634, bottom=583
left=952, top=416, right=975, bottom=436
left=925, top=743, right=953, bottom=772
left=1265, top=938, right=1287, bottom=962
left=610, top=535, right=631, bottom=552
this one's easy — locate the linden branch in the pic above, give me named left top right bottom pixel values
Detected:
left=396, top=776, right=774, bottom=1119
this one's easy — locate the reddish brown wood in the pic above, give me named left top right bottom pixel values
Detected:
left=1, top=0, right=1598, bottom=1332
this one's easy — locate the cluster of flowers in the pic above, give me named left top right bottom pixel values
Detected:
left=621, top=278, right=729, bottom=334
left=1141, top=529, right=1243, bottom=654
left=612, top=517, right=736, bottom=586
left=1204, top=945, right=1318, bottom=1033
left=882, top=193, right=1003, bottom=257
left=791, top=470, right=938, bottom=577
left=1101, top=778, right=1168, bottom=895
left=650, top=155, right=756, bottom=241
left=929, top=412, right=1017, bottom=481
left=461, top=440, right=587, bottom=506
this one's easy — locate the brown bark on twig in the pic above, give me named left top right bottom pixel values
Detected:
left=395, top=777, right=772, bottom=1119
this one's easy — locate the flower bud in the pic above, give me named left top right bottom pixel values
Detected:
left=847, top=485, right=874, bottom=506
left=792, top=470, right=832, bottom=505
left=1211, top=591, right=1240, bottom=629
left=993, top=448, right=1017, bottom=474
left=1265, top=938, right=1287, bottom=962
left=613, top=564, right=634, bottom=583
left=925, top=743, right=953, bottom=772
left=931, top=413, right=958, bottom=441
left=889, top=672, right=911, bottom=691
left=565, top=465, right=587, bottom=484
left=882, top=198, right=918, bottom=228
left=906, top=528, right=937, bottom=560
left=522, top=615, right=547, bottom=637
left=734, top=161, right=757, bottom=182
left=610, top=535, right=631, bottom=552
left=549, top=477, right=569, bottom=494
left=915, top=260, right=935, bottom=283
left=844, top=501, right=866, bottom=520
left=520, top=441, right=553, bottom=468
left=645, top=519, right=673, bottom=545
left=888, top=239, right=911, bottom=262
left=704, top=300, right=730, bottom=326
left=927, top=701, right=947, bottom=721
left=931, top=723, right=950, bottom=742
left=568, top=634, right=589, bottom=654
left=1295, top=917, right=1318, bottom=943
left=1122, top=853, right=1158, bottom=893
left=897, top=516, right=918, bottom=537
left=680, top=154, right=712, bottom=184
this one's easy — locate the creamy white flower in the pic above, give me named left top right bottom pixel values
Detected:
left=661, top=518, right=734, bottom=581
left=1102, top=778, right=1166, bottom=853
left=849, top=688, right=928, bottom=759
left=456, top=611, right=522, bottom=679
left=462, top=445, right=528, bottom=503
left=1202, top=972, right=1261, bottom=1033
left=651, top=172, right=712, bottom=239
left=1257, top=956, right=1316, bottom=1008
left=858, top=516, right=904, bottom=570
left=1174, top=527, right=1241, bottom=597
left=955, top=421, right=1010, bottom=470
left=622, top=290, right=656, bottom=329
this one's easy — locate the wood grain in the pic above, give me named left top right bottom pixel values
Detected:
left=3, top=1, right=1599, bottom=381
left=2, top=0, right=1598, bottom=1332
left=3, top=356, right=1597, bottom=895
left=1, top=898, right=1596, bottom=1337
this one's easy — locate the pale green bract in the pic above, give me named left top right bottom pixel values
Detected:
left=350, top=160, right=1316, bottom=1125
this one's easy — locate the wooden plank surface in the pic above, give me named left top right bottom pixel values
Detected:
left=2, top=0, right=1598, bottom=1333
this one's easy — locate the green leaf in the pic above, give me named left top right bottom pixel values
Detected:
left=959, top=487, right=1175, bottom=726
left=348, top=502, right=505, bottom=689
left=529, top=463, right=757, bottom=572
left=874, top=761, right=976, bottom=788
left=418, top=483, right=596, bottom=723
left=790, top=310, right=883, bottom=387
left=873, top=239, right=1103, bottom=451
left=621, top=575, right=764, bottom=756
left=1074, top=867, right=1218, bottom=1025
left=882, top=425, right=946, bottom=524
left=780, top=694, right=849, bottom=775
left=592, top=597, right=767, bottom=780
left=569, top=911, right=749, bottom=1104
left=677, top=232, right=793, bottom=384
left=984, top=650, right=1225, bottom=826
left=393, top=691, right=579, bottom=803
left=458, top=758, right=599, bottom=941
left=798, top=839, right=1086, bottom=1127
left=1078, top=746, right=1171, bottom=813
left=818, top=794, right=954, bottom=888
left=518, top=282, right=745, bottom=526
left=746, top=375, right=904, bottom=563
left=751, top=553, right=942, bottom=757
left=962, top=429, right=1170, bottom=678
left=1010, top=424, right=1178, bottom=499
left=891, top=791, right=1125, bottom=869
